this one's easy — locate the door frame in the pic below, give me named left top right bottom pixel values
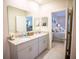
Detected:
left=65, top=9, right=73, bottom=59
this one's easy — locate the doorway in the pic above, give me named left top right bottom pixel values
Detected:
left=52, top=10, right=66, bottom=42
left=51, top=10, right=66, bottom=59
left=51, top=9, right=73, bottom=59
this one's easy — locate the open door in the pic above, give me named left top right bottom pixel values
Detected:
left=65, top=9, right=73, bottom=59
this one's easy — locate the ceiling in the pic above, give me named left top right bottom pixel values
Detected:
left=28, top=0, right=73, bottom=5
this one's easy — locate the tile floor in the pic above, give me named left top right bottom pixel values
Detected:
left=36, top=41, right=65, bottom=59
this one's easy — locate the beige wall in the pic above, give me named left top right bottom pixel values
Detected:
left=40, top=0, right=73, bottom=16
left=3, top=0, right=10, bottom=59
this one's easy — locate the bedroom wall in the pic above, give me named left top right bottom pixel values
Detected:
left=56, top=16, right=65, bottom=29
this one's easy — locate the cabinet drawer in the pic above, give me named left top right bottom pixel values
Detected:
left=17, top=40, right=34, bottom=51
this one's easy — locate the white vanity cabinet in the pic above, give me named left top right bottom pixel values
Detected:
left=9, top=33, right=49, bottom=59
left=38, top=34, right=49, bottom=54
left=18, top=39, right=39, bottom=59
left=9, top=39, right=38, bottom=59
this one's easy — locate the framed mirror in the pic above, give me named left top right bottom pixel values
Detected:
left=7, top=6, right=33, bottom=35
left=41, top=17, right=48, bottom=26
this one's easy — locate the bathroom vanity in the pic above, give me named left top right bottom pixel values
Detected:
left=8, top=32, right=49, bottom=59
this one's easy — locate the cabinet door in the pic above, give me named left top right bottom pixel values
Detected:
left=32, top=39, right=39, bottom=58
left=18, top=46, right=33, bottom=59
left=38, top=35, right=48, bottom=54
left=38, top=37, right=45, bottom=54
left=44, top=35, right=49, bottom=49
left=43, top=38, right=48, bottom=50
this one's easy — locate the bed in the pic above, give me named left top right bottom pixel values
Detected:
left=53, top=32, right=65, bottom=41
